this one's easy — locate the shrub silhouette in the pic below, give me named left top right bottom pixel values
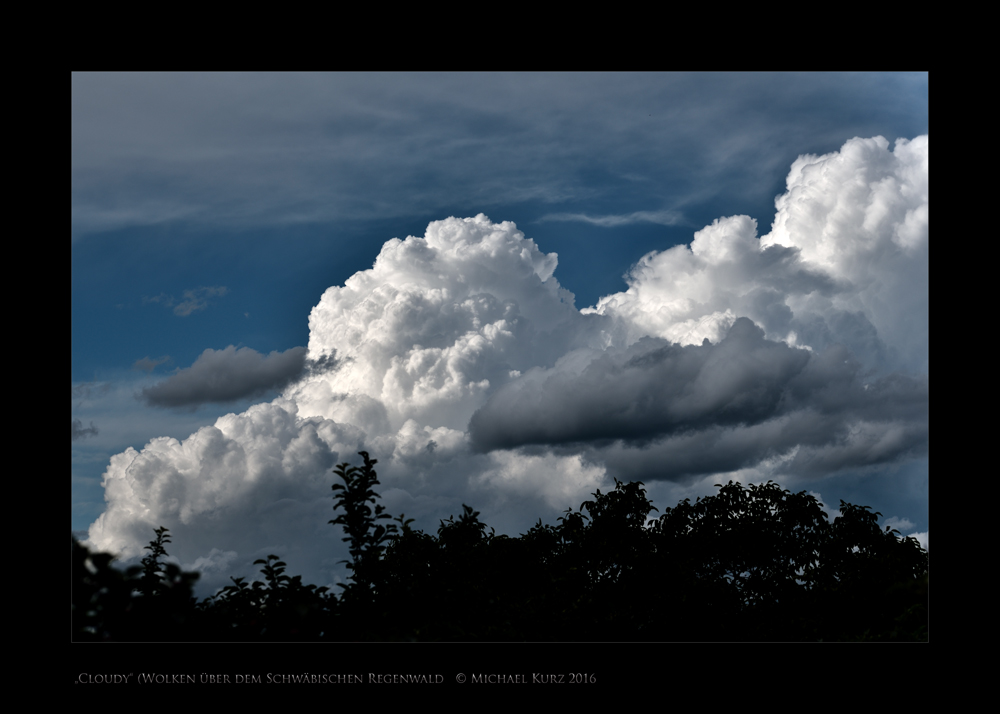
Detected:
left=72, top=453, right=928, bottom=641
left=201, top=554, right=333, bottom=641
left=72, top=527, right=201, bottom=641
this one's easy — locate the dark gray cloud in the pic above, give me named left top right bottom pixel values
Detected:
left=588, top=397, right=928, bottom=484
left=140, top=345, right=307, bottom=408
left=72, top=419, right=99, bottom=441
left=304, top=351, right=341, bottom=376
left=469, top=318, right=927, bottom=478
left=470, top=318, right=805, bottom=449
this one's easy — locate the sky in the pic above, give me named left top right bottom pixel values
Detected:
left=72, top=72, right=928, bottom=598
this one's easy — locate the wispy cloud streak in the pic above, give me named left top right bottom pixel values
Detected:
left=537, top=210, right=685, bottom=227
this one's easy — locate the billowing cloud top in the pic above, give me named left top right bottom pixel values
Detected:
left=87, top=136, right=928, bottom=595
left=291, top=214, right=599, bottom=433
left=585, top=136, right=927, bottom=373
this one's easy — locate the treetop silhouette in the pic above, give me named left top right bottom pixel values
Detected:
left=73, top=453, right=927, bottom=641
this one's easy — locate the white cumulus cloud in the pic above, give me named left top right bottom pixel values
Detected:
left=585, top=135, right=927, bottom=373
left=86, top=136, right=928, bottom=596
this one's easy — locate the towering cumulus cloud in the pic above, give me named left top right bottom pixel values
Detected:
left=87, top=136, right=928, bottom=593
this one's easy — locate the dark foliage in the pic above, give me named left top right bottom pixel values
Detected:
left=73, top=526, right=201, bottom=641
left=72, top=453, right=928, bottom=641
left=329, top=452, right=397, bottom=598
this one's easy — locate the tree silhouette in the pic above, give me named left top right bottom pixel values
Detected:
left=330, top=452, right=398, bottom=586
